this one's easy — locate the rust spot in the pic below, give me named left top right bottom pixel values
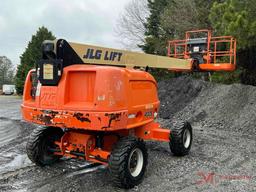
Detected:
left=36, top=110, right=60, bottom=125
left=37, top=114, right=52, bottom=125
left=41, top=110, right=58, bottom=116
left=102, top=113, right=122, bottom=129
left=73, top=112, right=91, bottom=123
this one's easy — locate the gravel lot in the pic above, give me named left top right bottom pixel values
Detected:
left=0, top=77, right=255, bottom=192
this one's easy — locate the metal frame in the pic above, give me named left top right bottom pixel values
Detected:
left=167, top=29, right=236, bottom=71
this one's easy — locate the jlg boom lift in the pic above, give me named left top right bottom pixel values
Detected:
left=22, top=30, right=236, bottom=188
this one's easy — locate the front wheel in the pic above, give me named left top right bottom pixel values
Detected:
left=169, top=121, right=193, bottom=156
left=109, top=136, right=148, bottom=189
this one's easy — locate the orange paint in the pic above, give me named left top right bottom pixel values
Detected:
left=22, top=65, right=159, bottom=131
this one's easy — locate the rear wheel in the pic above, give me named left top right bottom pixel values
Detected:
left=109, top=136, right=148, bottom=189
left=26, top=126, right=64, bottom=166
left=169, top=121, right=192, bottom=156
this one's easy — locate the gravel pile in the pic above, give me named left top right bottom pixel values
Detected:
left=158, top=76, right=256, bottom=135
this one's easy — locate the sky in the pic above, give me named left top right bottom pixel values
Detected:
left=0, top=0, right=130, bottom=66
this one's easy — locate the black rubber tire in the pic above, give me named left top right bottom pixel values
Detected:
left=169, top=121, right=193, bottom=156
left=109, top=136, right=148, bottom=189
left=26, top=126, right=64, bottom=166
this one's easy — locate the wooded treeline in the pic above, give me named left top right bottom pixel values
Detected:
left=13, top=0, right=256, bottom=94
left=118, top=0, right=256, bottom=84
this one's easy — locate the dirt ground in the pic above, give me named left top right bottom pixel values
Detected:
left=0, top=77, right=255, bottom=192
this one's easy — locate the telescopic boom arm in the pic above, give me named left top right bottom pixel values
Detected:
left=43, top=39, right=192, bottom=71
left=42, top=29, right=236, bottom=74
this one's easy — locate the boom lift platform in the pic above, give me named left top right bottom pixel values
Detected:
left=22, top=30, right=236, bottom=188
left=168, top=29, right=236, bottom=71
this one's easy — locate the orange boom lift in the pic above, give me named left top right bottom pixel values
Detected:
left=22, top=30, right=236, bottom=188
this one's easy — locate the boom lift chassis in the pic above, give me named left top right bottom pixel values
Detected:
left=22, top=29, right=235, bottom=188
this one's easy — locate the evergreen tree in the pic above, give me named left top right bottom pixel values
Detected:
left=209, top=0, right=256, bottom=49
left=209, top=0, right=256, bottom=85
left=140, top=0, right=169, bottom=55
left=126, top=0, right=256, bottom=84
left=15, top=26, right=55, bottom=94
left=141, top=0, right=218, bottom=80
left=142, top=0, right=220, bottom=55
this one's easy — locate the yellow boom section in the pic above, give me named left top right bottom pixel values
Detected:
left=59, top=40, right=192, bottom=71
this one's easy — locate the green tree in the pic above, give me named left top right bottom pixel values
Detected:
left=140, top=0, right=169, bottom=55
left=15, top=26, right=55, bottom=94
left=142, top=0, right=218, bottom=55
left=141, top=0, right=220, bottom=81
left=0, top=56, right=14, bottom=88
left=209, top=0, right=256, bottom=49
left=209, top=0, right=256, bottom=85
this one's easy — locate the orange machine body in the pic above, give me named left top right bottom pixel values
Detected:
left=22, top=65, right=160, bottom=131
left=22, top=65, right=170, bottom=163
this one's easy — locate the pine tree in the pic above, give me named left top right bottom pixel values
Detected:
left=140, top=0, right=169, bottom=55
left=141, top=0, right=218, bottom=55
left=209, top=0, right=256, bottom=49
left=209, top=0, right=256, bottom=85
left=15, top=26, right=55, bottom=94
